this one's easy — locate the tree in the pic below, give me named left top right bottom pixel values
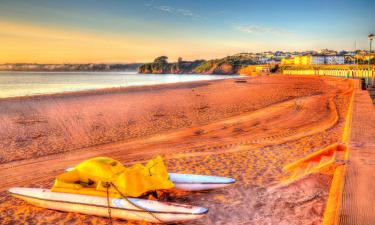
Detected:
left=151, top=56, right=170, bottom=73
left=154, top=56, right=168, bottom=64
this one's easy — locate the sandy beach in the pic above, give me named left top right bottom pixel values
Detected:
left=0, top=75, right=354, bottom=224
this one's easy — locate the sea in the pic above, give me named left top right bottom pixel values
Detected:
left=0, top=71, right=236, bottom=98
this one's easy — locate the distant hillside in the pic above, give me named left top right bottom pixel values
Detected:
left=138, top=55, right=257, bottom=75
left=0, top=63, right=142, bottom=72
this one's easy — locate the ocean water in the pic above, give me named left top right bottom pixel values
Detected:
left=0, top=72, right=236, bottom=98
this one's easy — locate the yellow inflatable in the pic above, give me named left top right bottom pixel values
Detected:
left=51, top=156, right=174, bottom=198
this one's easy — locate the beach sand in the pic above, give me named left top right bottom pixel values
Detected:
left=0, top=75, right=353, bottom=224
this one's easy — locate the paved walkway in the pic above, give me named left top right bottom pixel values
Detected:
left=340, top=89, right=375, bottom=224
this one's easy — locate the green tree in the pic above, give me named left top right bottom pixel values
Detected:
left=154, top=56, right=168, bottom=64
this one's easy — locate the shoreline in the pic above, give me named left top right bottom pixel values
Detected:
left=0, top=73, right=239, bottom=100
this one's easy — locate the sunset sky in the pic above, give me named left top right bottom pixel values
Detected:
left=0, top=0, right=374, bottom=63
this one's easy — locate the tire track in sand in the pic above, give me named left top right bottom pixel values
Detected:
left=0, top=94, right=339, bottom=191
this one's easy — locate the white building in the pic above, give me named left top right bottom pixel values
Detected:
left=311, top=56, right=325, bottom=65
left=311, top=55, right=345, bottom=65
left=325, top=56, right=345, bottom=64
left=253, top=56, right=269, bottom=64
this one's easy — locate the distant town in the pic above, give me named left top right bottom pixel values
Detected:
left=234, top=49, right=373, bottom=65
left=137, top=48, right=374, bottom=75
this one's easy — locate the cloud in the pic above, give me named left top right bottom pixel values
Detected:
left=234, top=25, right=293, bottom=37
left=154, top=5, right=200, bottom=18
left=155, top=5, right=173, bottom=12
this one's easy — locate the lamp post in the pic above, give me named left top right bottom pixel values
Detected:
left=368, top=33, right=374, bottom=87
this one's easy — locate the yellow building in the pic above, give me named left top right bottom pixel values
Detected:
left=282, top=55, right=327, bottom=65
left=239, top=65, right=270, bottom=76
left=294, top=56, right=312, bottom=65
left=281, top=58, right=294, bottom=65
left=282, top=56, right=312, bottom=65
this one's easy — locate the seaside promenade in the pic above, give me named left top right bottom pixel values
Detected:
left=340, top=87, right=375, bottom=224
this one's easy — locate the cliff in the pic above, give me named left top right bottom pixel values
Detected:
left=138, top=55, right=257, bottom=75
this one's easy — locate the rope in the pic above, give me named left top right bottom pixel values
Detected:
left=104, top=183, right=113, bottom=225
left=109, top=182, right=164, bottom=223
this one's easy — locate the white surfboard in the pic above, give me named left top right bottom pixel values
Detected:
left=169, top=173, right=235, bottom=191
left=9, top=187, right=208, bottom=223
left=64, top=167, right=235, bottom=191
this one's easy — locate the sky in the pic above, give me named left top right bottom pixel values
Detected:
left=0, top=0, right=374, bottom=63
